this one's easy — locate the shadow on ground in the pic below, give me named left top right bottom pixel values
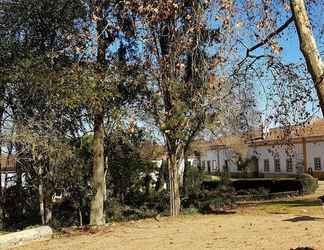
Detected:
left=283, top=216, right=324, bottom=222
left=290, top=247, right=315, bottom=250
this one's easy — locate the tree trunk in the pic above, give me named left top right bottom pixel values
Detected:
left=155, top=159, right=167, bottom=192
left=89, top=0, right=108, bottom=226
left=90, top=112, right=106, bottom=226
left=183, top=155, right=189, bottom=198
left=168, top=154, right=181, bottom=216
left=0, top=99, right=3, bottom=227
left=291, top=0, right=324, bottom=114
left=38, top=175, right=45, bottom=225
left=45, top=201, right=52, bottom=225
left=79, top=208, right=83, bottom=227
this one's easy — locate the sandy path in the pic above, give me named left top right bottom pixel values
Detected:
left=12, top=213, right=324, bottom=250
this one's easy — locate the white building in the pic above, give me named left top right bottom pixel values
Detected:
left=197, top=118, right=324, bottom=179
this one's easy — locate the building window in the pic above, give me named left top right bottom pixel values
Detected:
left=264, top=159, right=269, bottom=172
left=314, top=157, right=321, bottom=171
left=274, top=158, right=280, bottom=172
left=201, top=161, right=205, bottom=170
left=286, top=158, right=293, bottom=172
left=207, top=161, right=211, bottom=173
left=212, top=160, right=217, bottom=171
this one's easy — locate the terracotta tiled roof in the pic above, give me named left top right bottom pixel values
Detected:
left=201, top=118, right=324, bottom=149
left=261, top=118, right=324, bottom=142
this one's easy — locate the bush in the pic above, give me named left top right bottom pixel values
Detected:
left=51, top=199, right=88, bottom=228
left=236, top=187, right=270, bottom=196
left=297, top=174, right=318, bottom=194
left=197, top=191, right=236, bottom=214
left=201, top=179, right=222, bottom=191
left=220, top=175, right=318, bottom=197
left=182, top=207, right=199, bottom=215
left=184, top=166, right=205, bottom=196
left=105, top=190, right=169, bottom=222
left=182, top=185, right=236, bottom=214
left=1, top=186, right=40, bottom=230
left=231, top=178, right=303, bottom=193
left=105, top=198, right=127, bottom=222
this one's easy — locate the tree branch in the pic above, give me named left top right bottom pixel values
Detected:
left=246, top=16, right=294, bottom=56
left=235, top=16, right=294, bottom=73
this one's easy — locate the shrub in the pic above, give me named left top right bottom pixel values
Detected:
left=236, top=187, right=270, bottom=196
left=232, top=178, right=303, bottom=193
left=228, top=175, right=318, bottom=197
left=51, top=199, right=88, bottom=228
left=201, top=179, right=222, bottom=191
left=105, top=198, right=126, bottom=222
left=2, top=185, right=39, bottom=230
left=198, top=191, right=236, bottom=214
left=182, top=185, right=236, bottom=214
left=182, top=207, right=199, bottom=215
left=105, top=190, right=169, bottom=222
left=297, top=174, right=318, bottom=194
left=184, top=166, right=205, bottom=196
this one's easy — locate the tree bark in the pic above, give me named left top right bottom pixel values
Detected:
left=0, top=84, right=4, bottom=226
left=183, top=155, right=189, bottom=198
left=290, top=0, right=324, bottom=114
left=45, top=200, right=52, bottom=225
left=155, top=159, right=167, bottom=192
left=168, top=154, right=181, bottom=216
left=89, top=0, right=108, bottom=226
left=90, top=112, right=106, bottom=226
left=38, top=171, right=45, bottom=225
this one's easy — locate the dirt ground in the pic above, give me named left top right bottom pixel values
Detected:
left=11, top=183, right=324, bottom=250
left=11, top=212, right=324, bottom=250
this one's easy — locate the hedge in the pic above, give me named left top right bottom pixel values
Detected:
left=202, top=174, right=318, bottom=195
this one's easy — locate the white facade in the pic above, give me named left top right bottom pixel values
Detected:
left=199, top=140, right=324, bottom=177
left=252, top=144, right=303, bottom=176
left=199, top=148, right=238, bottom=173
left=306, top=141, right=324, bottom=171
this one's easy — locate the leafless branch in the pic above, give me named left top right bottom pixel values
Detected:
left=235, top=16, right=294, bottom=71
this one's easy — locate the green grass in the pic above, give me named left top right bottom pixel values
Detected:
left=249, top=198, right=323, bottom=215
left=231, top=177, right=296, bottom=181
left=203, top=175, right=221, bottom=182
left=204, top=176, right=297, bottom=182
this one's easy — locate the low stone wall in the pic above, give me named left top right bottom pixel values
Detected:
left=0, top=226, right=52, bottom=249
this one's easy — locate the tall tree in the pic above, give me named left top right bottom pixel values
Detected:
left=61, top=0, right=140, bottom=225
left=0, top=0, right=86, bottom=224
left=136, top=0, right=229, bottom=216
left=89, top=0, right=107, bottom=226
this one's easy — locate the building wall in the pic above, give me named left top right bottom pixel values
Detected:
left=154, top=139, right=324, bottom=178
left=200, top=148, right=239, bottom=173
left=255, top=144, right=303, bottom=176
left=199, top=140, right=324, bottom=177
left=306, top=141, right=324, bottom=171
